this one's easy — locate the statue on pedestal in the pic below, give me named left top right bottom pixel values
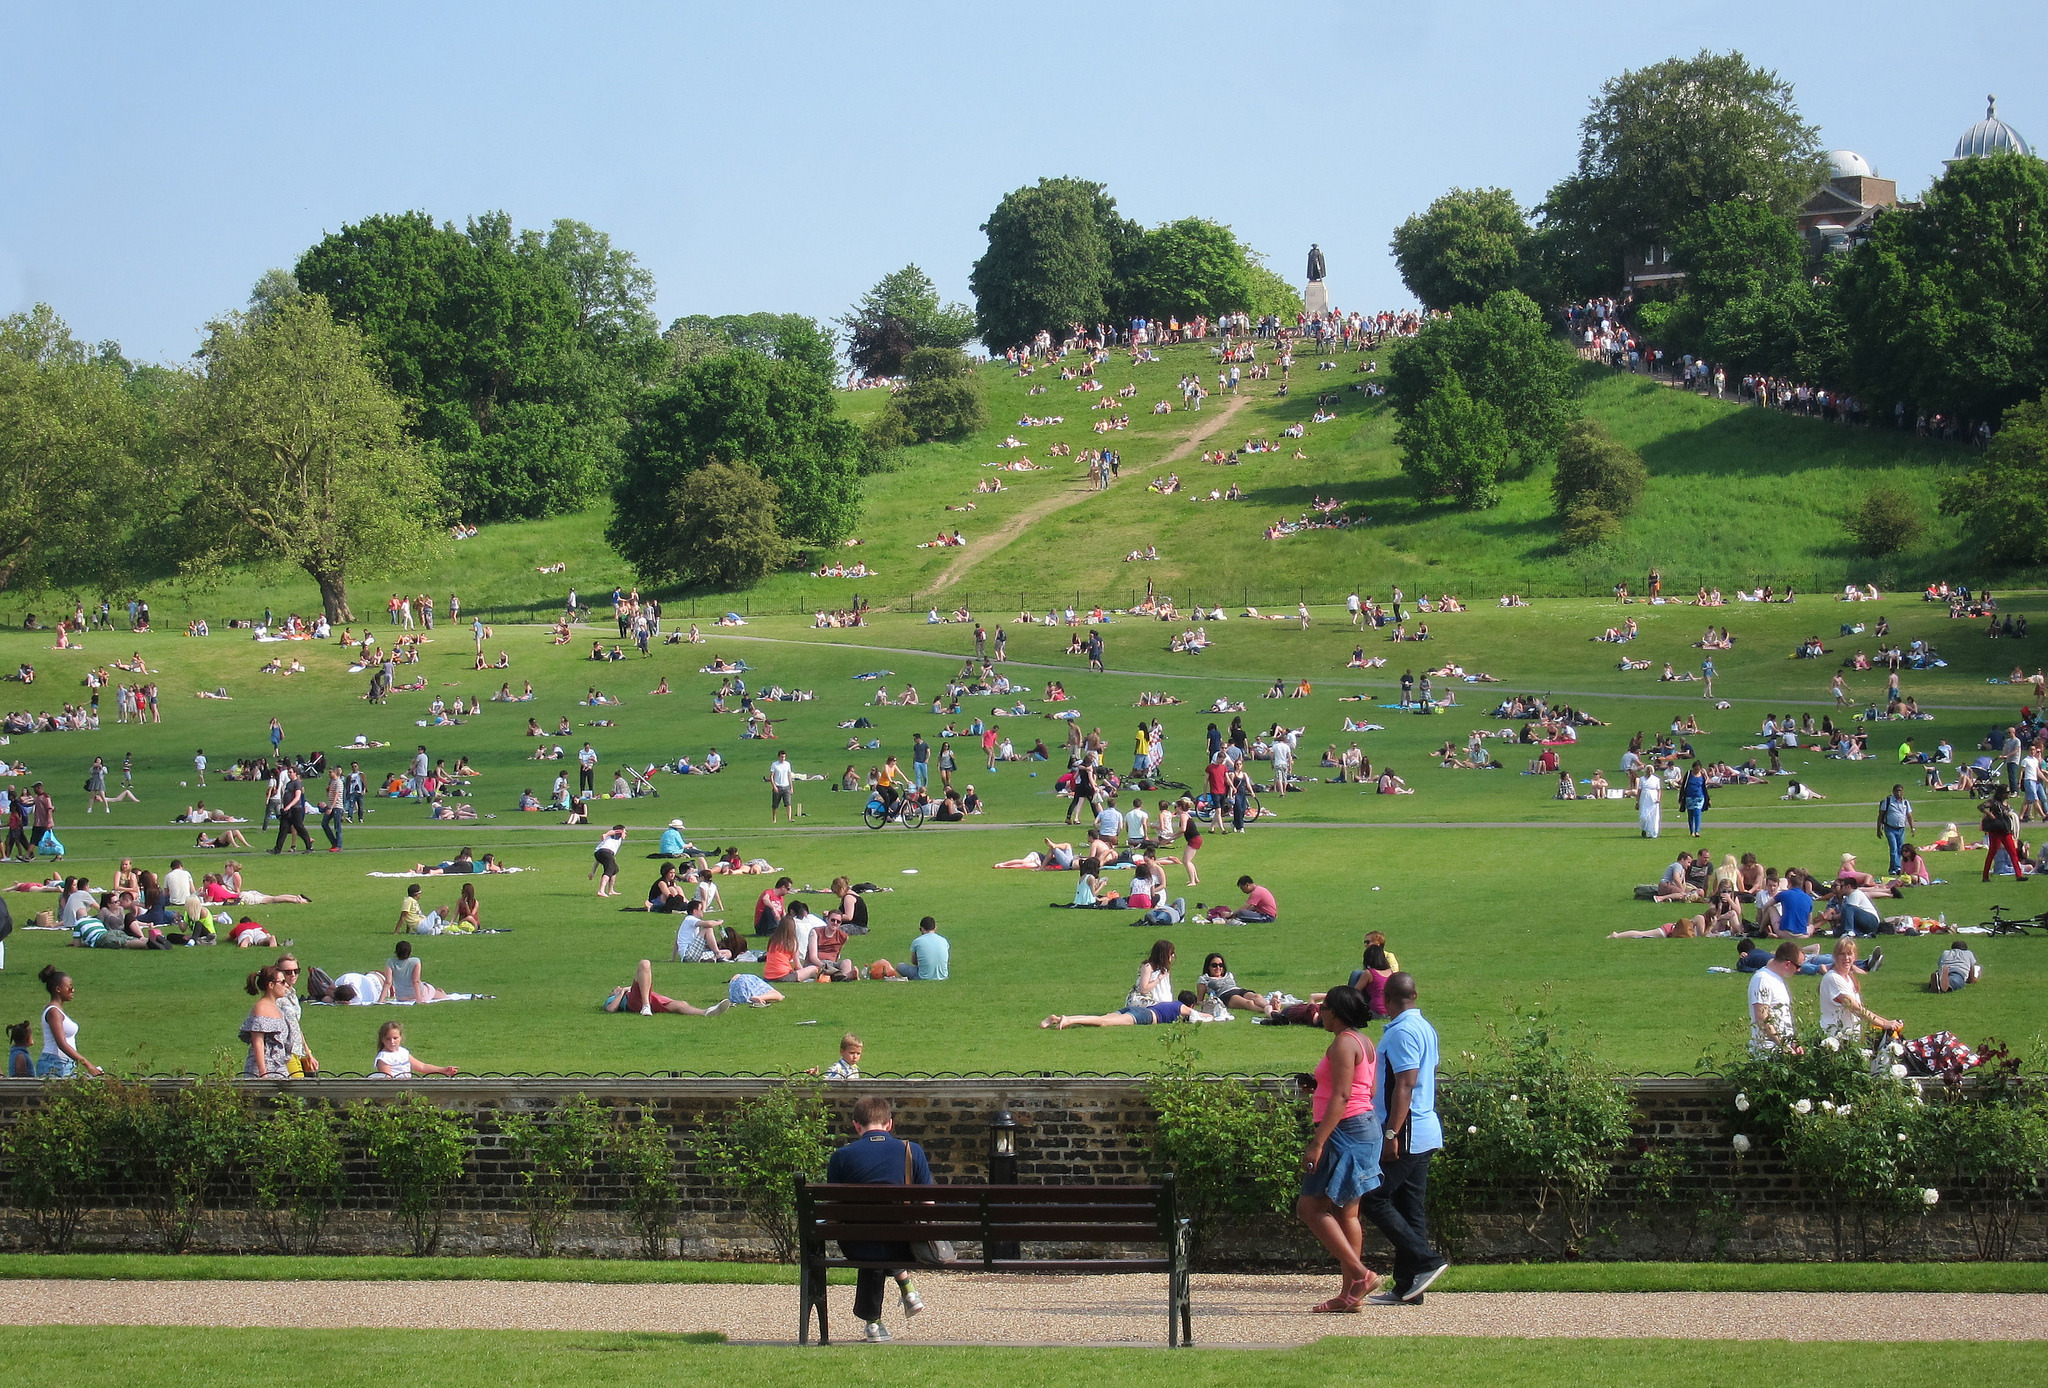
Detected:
left=1306, top=244, right=1326, bottom=283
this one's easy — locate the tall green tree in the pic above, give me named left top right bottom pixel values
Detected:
left=610, top=347, right=863, bottom=579
left=1121, top=218, right=1256, bottom=320
left=869, top=346, right=987, bottom=445
left=1389, top=290, right=1581, bottom=507
left=175, top=294, right=446, bottom=621
left=969, top=177, right=1138, bottom=348
left=1539, top=50, right=1826, bottom=280
left=1394, top=375, right=1511, bottom=508
left=1939, top=390, right=2048, bottom=567
left=1391, top=188, right=1531, bottom=311
left=837, top=265, right=975, bottom=379
left=295, top=211, right=629, bottom=520
left=1643, top=202, right=1845, bottom=380
left=1836, top=153, right=2048, bottom=421
left=639, top=462, right=793, bottom=589
left=0, top=306, right=152, bottom=594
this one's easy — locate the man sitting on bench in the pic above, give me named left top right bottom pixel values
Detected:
left=825, top=1095, right=930, bottom=1342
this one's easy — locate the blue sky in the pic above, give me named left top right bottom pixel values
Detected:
left=2, top=1, right=2040, bottom=363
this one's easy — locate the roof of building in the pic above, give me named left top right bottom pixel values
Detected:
left=1952, top=96, right=2031, bottom=161
left=1826, top=149, right=1874, bottom=178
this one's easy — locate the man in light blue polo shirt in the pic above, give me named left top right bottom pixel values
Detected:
left=900, top=917, right=949, bottom=980
left=1363, top=972, right=1449, bottom=1304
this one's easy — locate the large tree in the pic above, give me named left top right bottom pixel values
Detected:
left=1388, top=290, right=1581, bottom=507
left=1641, top=201, right=1845, bottom=380
left=1940, top=390, right=2048, bottom=567
left=636, top=461, right=792, bottom=589
left=295, top=211, right=632, bottom=520
left=1120, top=218, right=1256, bottom=321
left=1539, top=50, right=1826, bottom=281
left=1391, top=188, right=1531, bottom=311
left=0, top=306, right=152, bottom=594
left=610, top=347, right=863, bottom=580
left=969, top=177, right=1138, bottom=349
left=837, top=265, right=975, bottom=379
left=175, top=295, right=445, bottom=621
left=1836, top=153, right=2048, bottom=421
left=868, top=346, right=987, bottom=446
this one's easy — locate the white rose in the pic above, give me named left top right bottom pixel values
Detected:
left=1890, top=1064, right=1909, bottom=1079
left=1508, top=1094, right=1520, bottom=1102
left=1822, top=1036, right=1841, bottom=1051
left=1734, top=1093, right=1750, bottom=1112
left=1820, top=1100, right=1835, bottom=1112
left=1731, top=1133, right=1752, bottom=1154
left=1891, top=1040, right=1906, bottom=1056
left=1467, top=1125, right=1479, bottom=1135
left=1836, top=1105, right=1852, bottom=1118
left=1859, top=1049, right=1874, bottom=1060
left=1922, top=1188, right=1940, bottom=1206
left=1794, top=1099, right=1813, bottom=1115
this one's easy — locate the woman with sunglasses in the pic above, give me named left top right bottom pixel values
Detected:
left=274, top=954, right=318, bottom=1075
left=1196, top=952, right=1272, bottom=1015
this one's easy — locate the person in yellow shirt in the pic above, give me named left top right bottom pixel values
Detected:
left=877, top=756, right=902, bottom=814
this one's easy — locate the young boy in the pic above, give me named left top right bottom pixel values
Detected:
left=824, top=1033, right=863, bottom=1080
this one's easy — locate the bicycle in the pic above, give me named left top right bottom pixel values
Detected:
left=1190, top=790, right=1260, bottom=826
left=861, top=790, right=927, bottom=830
left=1977, top=905, right=2040, bottom=937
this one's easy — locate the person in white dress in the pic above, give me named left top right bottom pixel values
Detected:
left=1637, top=773, right=1663, bottom=838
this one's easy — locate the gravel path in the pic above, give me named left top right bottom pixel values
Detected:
left=2, top=1276, right=2046, bottom=1345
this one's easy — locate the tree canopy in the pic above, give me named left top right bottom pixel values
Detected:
left=638, top=461, right=792, bottom=589
left=609, top=345, right=863, bottom=581
left=0, top=306, right=154, bottom=594
left=1539, top=50, right=1826, bottom=282
left=174, top=294, right=445, bottom=621
left=1940, top=390, right=2048, bottom=567
left=969, top=178, right=1137, bottom=349
left=837, top=265, right=975, bottom=379
left=1634, top=201, right=1845, bottom=382
left=1120, top=219, right=1256, bottom=321
left=868, top=346, right=986, bottom=446
left=295, top=211, right=650, bottom=521
left=1389, top=290, right=1582, bottom=508
left=1391, top=188, right=1531, bottom=311
left=1835, top=152, right=2048, bottom=422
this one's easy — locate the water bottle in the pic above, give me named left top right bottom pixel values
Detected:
left=1938, top=912, right=1946, bottom=932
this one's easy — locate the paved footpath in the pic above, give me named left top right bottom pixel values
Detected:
left=2, top=1276, right=2046, bottom=1345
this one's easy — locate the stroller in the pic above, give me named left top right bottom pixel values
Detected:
left=622, top=764, right=660, bottom=799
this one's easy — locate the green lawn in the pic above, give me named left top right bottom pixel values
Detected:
left=5, top=1253, right=2046, bottom=1292
left=2, top=585, right=2043, bottom=1079
left=14, top=1328, right=2042, bottom=1387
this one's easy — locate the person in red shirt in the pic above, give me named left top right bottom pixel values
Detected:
left=1205, top=755, right=1230, bottom=828
left=753, top=876, right=792, bottom=937
left=1235, top=875, right=1278, bottom=923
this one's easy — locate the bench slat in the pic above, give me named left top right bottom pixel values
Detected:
left=810, top=1184, right=1160, bottom=1202
left=815, top=1204, right=1160, bottom=1224
left=822, top=1258, right=1174, bottom=1273
left=817, top=1224, right=1164, bottom=1244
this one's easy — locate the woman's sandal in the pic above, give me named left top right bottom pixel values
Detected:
left=1311, top=1292, right=1364, bottom=1313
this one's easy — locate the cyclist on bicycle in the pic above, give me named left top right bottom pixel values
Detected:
left=876, top=756, right=904, bottom=816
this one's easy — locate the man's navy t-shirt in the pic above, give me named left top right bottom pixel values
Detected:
left=1776, top=887, right=1814, bottom=936
left=825, top=1130, right=932, bottom=1262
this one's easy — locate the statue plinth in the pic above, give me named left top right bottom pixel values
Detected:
left=1303, top=281, right=1330, bottom=317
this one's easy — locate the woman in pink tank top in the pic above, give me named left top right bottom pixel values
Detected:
left=1296, top=984, right=1383, bottom=1312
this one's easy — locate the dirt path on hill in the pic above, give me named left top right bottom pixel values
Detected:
left=920, top=389, right=1256, bottom=598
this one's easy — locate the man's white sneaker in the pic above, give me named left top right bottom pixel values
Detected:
left=706, top=998, right=732, bottom=1016
left=639, top=1004, right=652, bottom=1016
left=863, top=1321, right=891, bottom=1342
left=899, top=1281, right=924, bottom=1317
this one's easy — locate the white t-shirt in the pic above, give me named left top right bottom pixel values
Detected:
left=2025, top=755, right=2043, bottom=787
left=1748, top=969, right=1795, bottom=1052
left=336, top=972, right=386, bottom=1005
left=375, top=1046, right=413, bottom=1078
left=1818, top=970, right=1861, bottom=1035
left=164, top=867, right=194, bottom=905
left=769, top=759, right=793, bottom=789
left=789, top=913, right=818, bottom=963
left=1125, top=808, right=1149, bottom=842
left=194, top=754, right=207, bottom=772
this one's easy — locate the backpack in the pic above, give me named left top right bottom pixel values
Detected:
left=306, top=966, right=336, bottom=1003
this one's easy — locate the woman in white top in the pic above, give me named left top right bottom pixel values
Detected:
left=1636, top=773, right=1662, bottom=838
left=1818, top=939, right=1900, bottom=1038
left=36, top=966, right=101, bottom=1077
left=1127, top=940, right=1175, bottom=1007
left=373, top=1021, right=458, bottom=1078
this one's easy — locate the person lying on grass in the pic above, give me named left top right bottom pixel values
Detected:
left=1041, top=991, right=1221, bottom=1028
left=373, top=1020, right=458, bottom=1078
left=603, top=958, right=735, bottom=1016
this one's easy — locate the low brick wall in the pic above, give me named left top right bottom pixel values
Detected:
left=0, top=1077, right=2037, bottom=1262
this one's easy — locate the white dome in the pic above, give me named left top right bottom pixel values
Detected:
left=1826, top=149, right=1873, bottom=179
left=1953, top=96, right=2031, bottom=161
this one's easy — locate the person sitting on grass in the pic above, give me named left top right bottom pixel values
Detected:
left=1233, top=874, right=1278, bottom=923
left=395, top=883, right=445, bottom=935
left=1195, top=952, right=1272, bottom=1015
left=373, top=1020, right=459, bottom=1078
left=602, top=958, right=733, bottom=1016
left=385, top=939, right=459, bottom=1003
left=864, top=916, right=949, bottom=980
left=671, top=899, right=732, bottom=962
left=1929, top=944, right=1980, bottom=992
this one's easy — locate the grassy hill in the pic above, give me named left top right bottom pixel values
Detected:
left=63, top=338, right=1987, bottom=629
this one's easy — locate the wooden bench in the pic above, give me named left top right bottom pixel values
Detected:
left=796, top=1175, right=1192, bottom=1345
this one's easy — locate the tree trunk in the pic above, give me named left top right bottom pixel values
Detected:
left=313, top=571, right=353, bottom=623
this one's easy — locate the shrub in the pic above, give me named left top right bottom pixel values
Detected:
left=1559, top=498, right=1622, bottom=550
left=872, top=347, right=987, bottom=444
left=1143, top=1030, right=1307, bottom=1256
left=1434, top=1003, right=1633, bottom=1258
left=1920, top=1040, right=2048, bottom=1260
left=659, top=462, right=794, bottom=590
left=107, top=1069, right=250, bottom=1254
left=1550, top=417, right=1646, bottom=523
left=694, top=1076, right=835, bottom=1263
left=350, top=1093, right=472, bottom=1256
left=4, top=1076, right=119, bottom=1252
left=1846, top=485, right=1924, bottom=557
left=245, top=1096, right=347, bottom=1254
left=611, top=1111, right=681, bottom=1260
left=1394, top=376, right=1511, bottom=508
left=498, top=1094, right=610, bottom=1257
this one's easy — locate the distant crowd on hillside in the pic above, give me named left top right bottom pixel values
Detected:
left=1004, top=308, right=1445, bottom=367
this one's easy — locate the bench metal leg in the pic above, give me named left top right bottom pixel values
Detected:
left=1169, top=1218, right=1192, bottom=1346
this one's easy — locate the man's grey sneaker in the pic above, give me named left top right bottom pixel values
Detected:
left=863, top=1321, right=891, bottom=1342
left=1867, top=946, right=1884, bottom=972
left=899, top=1281, right=924, bottom=1316
left=1402, top=1261, right=1450, bottom=1301
left=1365, top=1291, right=1405, bottom=1306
